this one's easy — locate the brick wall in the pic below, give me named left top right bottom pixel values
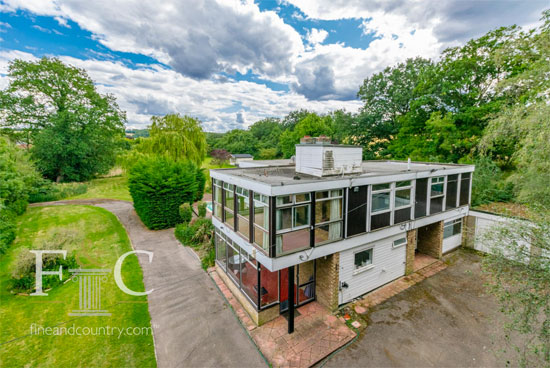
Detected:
left=405, top=229, right=417, bottom=275
left=315, top=253, right=340, bottom=311
left=417, top=221, right=443, bottom=259
left=462, top=215, right=476, bottom=249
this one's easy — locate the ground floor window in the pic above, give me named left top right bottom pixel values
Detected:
left=215, top=230, right=316, bottom=311
left=443, top=218, right=462, bottom=239
left=354, top=248, right=373, bottom=271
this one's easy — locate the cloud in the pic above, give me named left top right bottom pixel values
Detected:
left=0, top=50, right=362, bottom=130
left=1, top=0, right=304, bottom=80
left=287, top=0, right=547, bottom=44
left=0, top=21, right=12, bottom=32
left=306, top=28, right=328, bottom=45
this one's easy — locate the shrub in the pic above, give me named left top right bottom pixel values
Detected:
left=129, top=157, right=198, bottom=229
left=174, top=222, right=195, bottom=245
left=179, top=203, right=193, bottom=224
left=197, top=201, right=207, bottom=218
left=174, top=218, right=215, bottom=270
left=194, top=168, right=206, bottom=202
left=472, top=156, right=515, bottom=207
left=9, top=232, right=80, bottom=293
left=28, top=179, right=88, bottom=203
left=0, top=206, right=16, bottom=254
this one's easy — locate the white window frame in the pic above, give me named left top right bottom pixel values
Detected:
left=393, top=237, right=407, bottom=248
left=443, top=218, right=462, bottom=239
left=353, top=247, right=375, bottom=274
left=275, top=193, right=311, bottom=234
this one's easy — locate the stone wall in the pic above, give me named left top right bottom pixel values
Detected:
left=417, top=221, right=443, bottom=259
left=405, top=229, right=417, bottom=275
left=315, top=253, right=340, bottom=311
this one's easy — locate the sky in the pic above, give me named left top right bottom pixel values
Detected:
left=0, top=0, right=547, bottom=132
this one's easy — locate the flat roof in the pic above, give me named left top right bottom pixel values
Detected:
left=211, top=160, right=474, bottom=188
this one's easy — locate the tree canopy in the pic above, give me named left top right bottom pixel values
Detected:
left=0, top=57, right=126, bottom=182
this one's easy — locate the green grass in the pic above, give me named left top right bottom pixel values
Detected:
left=65, top=175, right=132, bottom=202
left=0, top=206, right=156, bottom=367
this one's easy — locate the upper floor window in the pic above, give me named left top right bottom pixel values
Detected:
left=430, top=176, right=445, bottom=214
left=394, top=181, right=412, bottom=224
left=314, top=189, right=343, bottom=245
left=371, top=183, right=392, bottom=230
left=212, top=179, right=223, bottom=219
left=223, top=183, right=234, bottom=229
left=253, top=193, right=269, bottom=253
left=275, top=193, right=311, bottom=256
left=236, top=186, right=250, bottom=240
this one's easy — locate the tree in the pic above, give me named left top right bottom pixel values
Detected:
left=0, top=57, right=126, bottom=182
left=279, top=113, right=334, bottom=158
left=140, top=114, right=207, bottom=166
left=249, top=118, right=282, bottom=152
left=210, top=149, right=231, bottom=165
left=481, top=210, right=550, bottom=367
left=214, top=129, right=257, bottom=156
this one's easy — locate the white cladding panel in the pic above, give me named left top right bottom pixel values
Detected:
left=338, top=233, right=406, bottom=304
left=443, top=234, right=462, bottom=253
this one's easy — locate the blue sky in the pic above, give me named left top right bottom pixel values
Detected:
left=0, top=0, right=547, bottom=131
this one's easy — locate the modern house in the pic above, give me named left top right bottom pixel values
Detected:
left=211, top=137, right=474, bottom=329
left=229, top=153, right=254, bottom=166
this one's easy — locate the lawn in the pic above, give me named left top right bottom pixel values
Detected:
left=0, top=205, right=156, bottom=367
left=66, top=175, right=132, bottom=202
left=202, top=156, right=233, bottom=193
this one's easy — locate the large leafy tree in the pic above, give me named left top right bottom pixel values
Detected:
left=278, top=113, right=334, bottom=158
left=213, top=129, right=258, bottom=156
left=140, top=113, right=207, bottom=166
left=0, top=57, right=126, bottom=182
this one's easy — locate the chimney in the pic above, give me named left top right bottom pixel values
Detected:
left=295, top=136, right=362, bottom=177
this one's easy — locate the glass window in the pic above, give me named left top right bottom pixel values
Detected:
left=394, top=207, right=411, bottom=223
left=371, top=211, right=391, bottom=230
left=446, top=174, right=458, bottom=210
left=293, top=205, right=310, bottom=228
left=354, top=248, right=373, bottom=270
left=314, top=222, right=342, bottom=245
left=372, top=192, right=390, bottom=213
left=254, top=201, right=268, bottom=230
left=260, top=266, right=278, bottom=307
left=295, top=193, right=311, bottom=203
left=213, top=182, right=223, bottom=219
left=276, top=228, right=310, bottom=255
left=240, top=260, right=257, bottom=306
left=430, top=196, right=444, bottom=214
left=276, top=207, right=292, bottom=230
left=396, top=180, right=411, bottom=187
left=254, top=226, right=269, bottom=253
left=226, top=243, right=240, bottom=284
left=394, top=188, right=411, bottom=208
left=443, top=219, right=462, bottom=239
left=316, top=198, right=343, bottom=223
left=215, top=233, right=227, bottom=270
left=373, top=183, right=390, bottom=191
left=236, top=187, right=250, bottom=240
left=459, top=173, right=471, bottom=206
left=431, top=177, right=445, bottom=197
left=254, top=193, right=268, bottom=204
left=276, top=195, right=292, bottom=206
left=393, top=237, right=407, bottom=248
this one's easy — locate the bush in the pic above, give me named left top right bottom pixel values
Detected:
left=0, top=206, right=16, bottom=254
left=179, top=203, right=192, bottom=224
left=174, top=222, right=195, bottom=245
left=197, top=201, right=207, bottom=218
left=174, top=218, right=215, bottom=270
left=28, top=180, right=88, bottom=203
left=194, top=168, right=206, bottom=202
left=9, top=232, right=79, bottom=293
left=129, top=157, right=199, bottom=229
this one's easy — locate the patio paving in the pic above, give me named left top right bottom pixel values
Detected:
left=209, top=268, right=356, bottom=368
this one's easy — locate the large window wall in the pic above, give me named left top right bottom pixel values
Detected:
left=223, top=183, right=234, bottom=229
left=253, top=193, right=270, bottom=254
left=236, top=187, right=250, bottom=240
left=314, top=190, right=343, bottom=245
left=212, top=179, right=223, bottom=220
left=275, top=193, right=311, bottom=255
left=215, top=229, right=315, bottom=310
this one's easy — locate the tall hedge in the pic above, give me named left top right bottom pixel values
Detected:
left=128, top=157, right=201, bottom=229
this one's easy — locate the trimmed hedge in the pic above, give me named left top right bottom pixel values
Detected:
left=179, top=203, right=192, bottom=224
left=197, top=201, right=207, bottom=218
left=129, top=157, right=201, bottom=229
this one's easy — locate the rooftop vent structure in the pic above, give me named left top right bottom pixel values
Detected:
left=295, top=136, right=363, bottom=177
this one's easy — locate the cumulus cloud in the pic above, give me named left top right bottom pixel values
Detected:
left=306, top=28, right=329, bottom=45
left=1, top=0, right=304, bottom=80
left=287, top=0, right=547, bottom=44
left=0, top=50, right=362, bottom=130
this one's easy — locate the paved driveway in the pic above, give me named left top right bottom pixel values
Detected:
left=37, top=200, right=266, bottom=368
left=322, top=250, right=515, bottom=367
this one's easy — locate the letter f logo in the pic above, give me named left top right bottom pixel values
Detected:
left=30, top=250, right=67, bottom=296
